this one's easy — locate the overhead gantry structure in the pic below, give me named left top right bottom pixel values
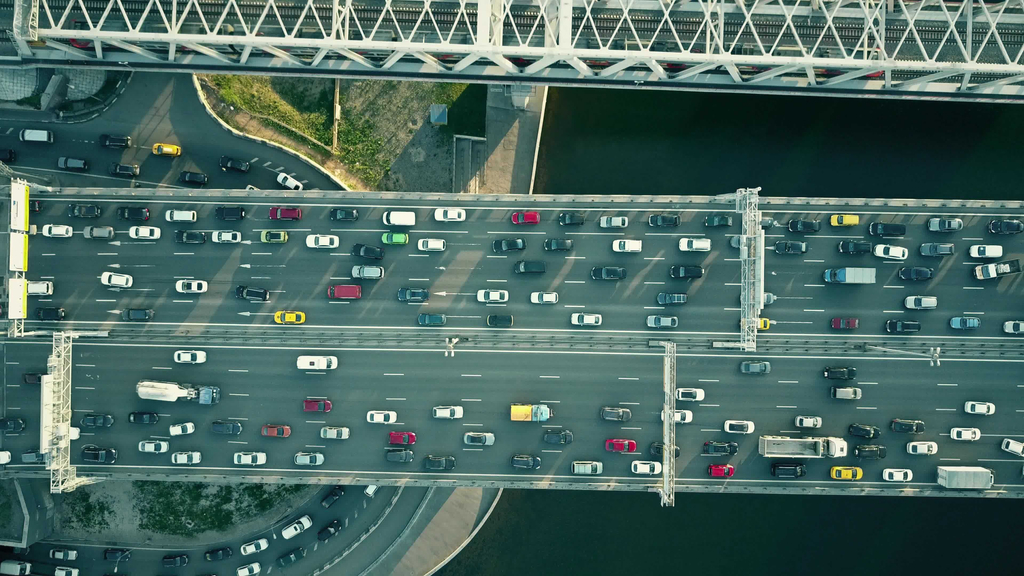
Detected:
left=7, top=0, right=1024, bottom=100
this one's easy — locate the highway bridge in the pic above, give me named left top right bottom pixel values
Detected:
left=5, top=0, right=1024, bottom=100
left=4, top=185, right=1024, bottom=505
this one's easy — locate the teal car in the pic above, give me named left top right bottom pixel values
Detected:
left=261, top=230, right=288, bottom=243
left=382, top=232, right=409, bottom=245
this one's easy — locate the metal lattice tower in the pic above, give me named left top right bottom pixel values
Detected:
left=736, top=187, right=764, bottom=352
left=47, top=331, right=87, bottom=493
left=658, top=340, right=677, bottom=507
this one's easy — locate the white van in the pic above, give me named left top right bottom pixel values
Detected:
left=0, top=560, right=31, bottom=576
left=572, top=461, right=603, bottom=475
left=296, top=356, right=338, bottom=370
left=364, top=484, right=379, bottom=497
left=165, top=209, right=197, bottom=222
left=27, top=281, right=53, bottom=296
left=382, top=211, right=416, bottom=227
left=19, top=129, right=53, bottom=143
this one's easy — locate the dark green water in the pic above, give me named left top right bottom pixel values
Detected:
left=439, top=87, right=1024, bottom=576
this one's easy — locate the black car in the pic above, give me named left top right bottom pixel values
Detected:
left=774, top=241, right=807, bottom=255
left=0, top=417, right=25, bottom=433
left=899, top=267, right=934, bottom=281
left=823, top=366, right=857, bottom=380
left=837, top=240, right=872, bottom=254
left=386, top=448, right=414, bottom=463
left=116, top=206, right=150, bottom=221
left=122, top=308, right=154, bottom=322
left=885, top=319, right=920, bottom=333
left=23, top=373, right=44, bottom=385
left=82, top=445, right=117, bottom=463
left=129, top=412, right=159, bottom=424
left=770, top=463, right=806, bottom=478
left=318, top=519, right=342, bottom=542
left=236, top=285, right=270, bottom=301
left=80, top=414, right=114, bottom=428
left=0, top=149, right=15, bottom=162
left=891, top=419, right=925, bottom=434
left=704, top=214, right=733, bottom=227
left=600, top=406, right=631, bottom=421
left=788, top=219, right=821, bottom=233
left=514, top=260, right=546, bottom=274
left=649, top=214, right=680, bottom=227
left=558, top=212, right=586, bottom=226
left=492, top=238, right=526, bottom=252
left=219, top=155, right=250, bottom=172
left=544, top=238, right=574, bottom=251
left=330, top=208, right=359, bottom=221
left=278, top=547, right=306, bottom=567
left=211, top=420, right=242, bottom=435
left=204, top=547, right=232, bottom=561
left=424, top=455, right=457, bottom=470
left=920, top=243, right=955, bottom=257
left=868, top=222, right=907, bottom=236
left=397, top=288, right=429, bottom=302
left=175, top=230, right=206, bottom=244
left=848, top=423, right=881, bottom=439
left=36, top=307, right=65, bottom=321
left=418, top=313, right=446, bottom=326
left=543, top=429, right=573, bottom=444
left=352, top=243, right=385, bottom=259
left=510, top=454, right=542, bottom=469
left=657, top=292, right=687, bottom=305
left=163, top=554, right=189, bottom=567
left=486, top=314, right=513, bottom=328
left=669, top=265, right=703, bottom=279
left=179, top=171, right=208, bottom=185
left=989, top=219, right=1024, bottom=234
left=854, top=444, right=887, bottom=460
left=104, top=548, right=131, bottom=561
left=591, top=266, right=626, bottom=280
left=650, top=441, right=680, bottom=458
left=67, top=203, right=101, bottom=218
left=108, top=162, right=139, bottom=177
left=321, top=486, right=345, bottom=508
left=28, top=200, right=40, bottom=212
left=215, top=206, right=246, bottom=220
left=57, top=156, right=89, bottom=172
left=100, top=134, right=132, bottom=148
left=703, top=441, right=739, bottom=455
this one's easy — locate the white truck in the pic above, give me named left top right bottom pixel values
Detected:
left=822, top=267, right=877, bottom=284
left=973, top=259, right=1021, bottom=280
left=136, top=380, right=220, bottom=405
left=936, top=466, right=994, bottom=489
left=758, top=435, right=848, bottom=458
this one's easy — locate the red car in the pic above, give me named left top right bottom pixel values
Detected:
left=831, top=317, right=859, bottom=330
left=270, top=206, right=302, bottom=221
left=388, top=431, right=417, bottom=445
left=708, top=464, right=735, bottom=477
left=511, top=211, right=540, bottom=225
left=605, top=438, right=637, bottom=453
left=261, top=424, right=291, bottom=437
left=303, top=399, right=332, bottom=412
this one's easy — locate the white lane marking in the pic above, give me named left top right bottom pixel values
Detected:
left=963, top=311, right=985, bottom=315
left=803, top=309, right=825, bottom=312
left=724, top=283, right=741, bottom=286
left=698, top=379, right=719, bottom=382
left=75, top=364, right=95, bottom=367
left=778, top=380, right=799, bottom=384
left=883, top=310, right=904, bottom=314
left=883, top=285, right=905, bottom=289
left=803, top=259, right=824, bottom=263
left=172, top=300, right=194, bottom=303
left=539, top=375, right=560, bottom=379
left=228, top=369, right=249, bottom=373
left=964, top=286, right=984, bottom=290
left=937, top=383, right=958, bottom=387
left=643, top=257, right=664, bottom=261
left=643, top=281, right=665, bottom=285
left=855, top=406, right=877, bottom=410
left=618, top=377, right=639, bottom=381
left=620, top=402, right=640, bottom=405
left=461, top=398, right=482, bottom=401
left=776, top=405, right=797, bottom=408
left=935, top=408, right=957, bottom=411
left=564, top=280, right=586, bottom=284
left=461, top=375, right=481, bottom=378
left=152, top=367, right=173, bottom=370
left=385, top=397, right=406, bottom=400
left=804, top=284, right=825, bottom=287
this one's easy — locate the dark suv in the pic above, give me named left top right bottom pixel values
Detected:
left=838, top=240, right=872, bottom=254
left=823, top=366, right=857, bottom=380
left=486, top=314, right=513, bottom=328
left=352, top=244, right=385, bottom=259
left=129, top=411, right=159, bottom=424
left=514, top=260, right=546, bottom=274
left=543, top=429, right=574, bottom=444
left=211, top=420, right=243, bottom=435
left=122, top=308, right=154, bottom=322
left=100, top=134, right=132, bottom=148
left=848, top=423, right=880, bottom=439
left=104, top=548, right=131, bottom=561
left=492, top=238, right=526, bottom=252
left=703, top=441, right=739, bottom=455
left=854, top=444, right=887, bottom=459
left=179, top=171, right=208, bottom=186
left=989, top=219, right=1024, bottom=234
left=424, top=455, right=457, bottom=470
left=543, top=238, right=573, bottom=251
left=669, top=265, right=703, bottom=279
left=216, top=206, right=246, bottom=220
left=385, top=448, right=414, bottom=463
left=82, top=445, right=118, bottom=463
left=885, top=319, right=920, bottom=333
left=787, top=219, right=821, bottom=233
left=770, top=463, right=806, bottom=478
left=116, top=206, right=150, bottom=221
left=236, top=285, right=270, bottom=301
left=657, top=292, right=687, bottom=305
left=704, top=214, right=732, bottom=227
left=558, top=212, right=585, bottom=226
left=330, top=208, right=359, bottom=221
left=68, top=203, right=101, bottom=218
left=219, top=155, right=251, bottom=172
left=891, top=419, right=925, bottom=434
left=592, top=266, right=626, bottom=280
left=600, top=406, right=631, bottom=421
left=868, top=222, right=907, bottom=236
left=108, top=162, right=140, bottom=177
left=175, top=230, right=206, bottom=244
left=649, top=214, right=680, bottom=227
left=321, top=486, right=345, bottom=508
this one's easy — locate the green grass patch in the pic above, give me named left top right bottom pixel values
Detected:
left=61, top=489, right=113, bottom=532
left=206, top=75, right=333, bottom=146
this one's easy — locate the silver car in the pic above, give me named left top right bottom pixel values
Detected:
left=740, top=361, right=771, bottom=374
left=464, top=432, right=495, bottom=446
left=646, top=315, right=678, bottom=328
left=294, top=452, right=325, bottom=466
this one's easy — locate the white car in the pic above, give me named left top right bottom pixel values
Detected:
left=240, top=538, right=269, bottom=556
left=276, top=172, right=303, bottom=190
left=42, top=224, right=73, bottom=238
left=464, top=432, right=495, bottom=446
left=950, top=427, right=981, bottom=441
left=530, top=291, right=558, bottom=304
left=54, top=569, right=79, bottom=576
left=873, top=244, right=908, bottom=260
left=236, top=563, right=261, bottom=576
left=0, top=451, right=9, bottom=465
left=1003, top=438, right=1024, bottom=456
left=883, top=468, right=913, bottom=482
left=662, top=409, right=693, bottom=424
left=175, top=279, right=208, bottom=294
left=678, top=237, right=712, bottom=251
left=49, top=549, right=78, bottom=561
left=212, top=230, right=241, bottom=244
left=906, top=441, right=938, bottom=455
left=165, top=209, right=197, bottom=222
left=294, top=452, right=324, bottom=466
left=367, top=410, right=398, bottom=424
left=970, top=245, right=1003, bottom=259
left=174, top=350, right=207, bottom=364
left=631, top=460, right=663, bottom=475
left=417, top=238, right=446, bottom=252
left=612, top=239, right=642, bottom=253
left=724, top=420, right=755, bottom=434
left=477, top=289, right=509, bottom=303
left=676, top=388, right=705, bottom=401
left=169, top=422, right=196, bottom=436
left=904, top=295, right=937, bottom=310
left=171, top=451, right=201, bottom=465
left=434, top=208, right=466, bottom=222
left=598, top=216, right=628, bottom=228
left=128, top=226, right=160, bottom=239
left=794, top=415, right=822, bottom=428
left=320, top=426, right=350, bottom=439
left=571, top=313, right=602, bottom=326
left=305, top=234, right=339, bottom=249
left=234, top=452, right=267, bottom=466
left=139, top=440, right=169, bottom=453
left=296, top=355, right=338, bottom=370
left=965, top=401, right=995, bottom=415
left=100, top=272, right=133, bottom=287
left=281, top=515, right=313, bottom=539
left=1004, top=321, right=1024, bottom=334
left=432, top=406, right=464, bottom=419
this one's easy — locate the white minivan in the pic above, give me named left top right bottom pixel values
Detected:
left=19, top=129, right=53, bottom=143
left=296, top=356, right=338, bottom=370
left=27, top=281, right=53, bottom=296
left=165, top=209, right=197, bottom=222
left=382, top=211, right=415, bottom=226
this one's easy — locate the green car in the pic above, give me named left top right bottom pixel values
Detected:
left=261, top=230, right=288, bottom=243
left=382, top=232, right=409, bottom=245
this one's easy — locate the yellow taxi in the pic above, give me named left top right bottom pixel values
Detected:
left=758, top=318, right=770, bottom=330
left=831, top=466, right=863, bottom=480
left=152, top=143, right=182, bottom=157
left=274, top=311, right=306, bottom=325
left=830, top=214, right=860, bottom=227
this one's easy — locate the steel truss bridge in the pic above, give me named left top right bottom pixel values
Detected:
left=5, top=0, right=1024, bottom=101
